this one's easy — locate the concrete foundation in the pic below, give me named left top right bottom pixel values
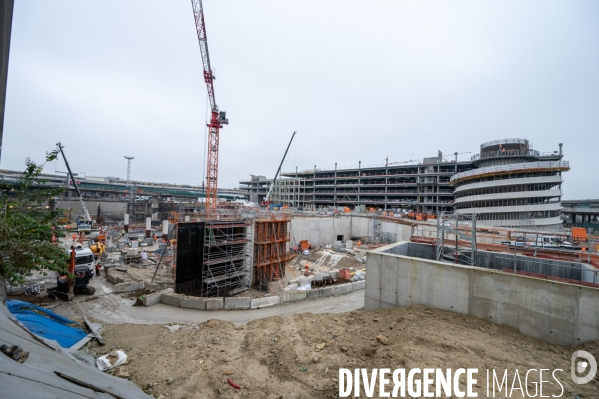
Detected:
left=365, top=241, right=599, bottom=345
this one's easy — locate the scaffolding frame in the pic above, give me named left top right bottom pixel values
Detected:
left=436, top=212, right=478, bottom=266
left=253, top=212, right=295, bottom=291
left=171, top=204, right=254, bottom=297
left=202, top=219, right=252, bottom=297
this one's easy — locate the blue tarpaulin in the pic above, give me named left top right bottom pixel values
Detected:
left=6, top=299, right=87, bottom=348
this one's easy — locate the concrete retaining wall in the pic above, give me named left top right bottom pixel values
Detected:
left=290, top=215, right=411, bottom=246
left=113, top=281, right=144, bottom=293
left=224, top=297, right=251, bottom=309
left=143, top=288, right=172, bottom=306
left=205, top=297, right=224, bottom=310
left=279, top=291, right=307, bottom=302
left=160, top=293, right=183, bottom=307
left=180, top=296, right=207, bottom=310
left=367, top=241, right=599, bottom=345
left=251, top=296, right=281, bottom=309
left=56, top=199, right=127, bottom=220
left=134, top=275, right=366, bottom=310
left=331, top=283, right=353, bottom=295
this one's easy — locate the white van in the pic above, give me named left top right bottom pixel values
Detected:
left=68, top=245, right=96, bottom=277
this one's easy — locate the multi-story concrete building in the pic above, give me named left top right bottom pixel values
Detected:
left=274, top=155, right=473, bottom=213
left=267, top=139, right=567, bottom=224
left=451, top=139, right=568, bottom=228
left=238, top=175, right=270, bottom=204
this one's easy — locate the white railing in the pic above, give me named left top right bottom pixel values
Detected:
left=450, top=161, right=570, bottom=183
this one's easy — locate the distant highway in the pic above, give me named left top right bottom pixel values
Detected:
left=0, top=169, right=247, bottom=201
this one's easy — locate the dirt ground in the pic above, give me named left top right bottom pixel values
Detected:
left=89, top=306, right=599, bottom=399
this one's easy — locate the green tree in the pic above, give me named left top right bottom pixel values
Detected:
left=0, top=150, right=69, bottom=285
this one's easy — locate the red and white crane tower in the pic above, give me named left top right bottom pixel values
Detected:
left=190, top=0, right=228, bottom=217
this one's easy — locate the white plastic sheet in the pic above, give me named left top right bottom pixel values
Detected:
left=96, top=350, right=127, bottom=371
left=296, top=282, right=312, bottom=291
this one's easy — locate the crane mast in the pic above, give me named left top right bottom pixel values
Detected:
left=190, top=0, right=228, bottom=217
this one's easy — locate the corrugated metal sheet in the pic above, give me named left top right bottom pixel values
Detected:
left=0, top=303, right=152, bottom=399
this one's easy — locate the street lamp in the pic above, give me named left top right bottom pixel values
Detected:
left=124, top=156, right=135, bottom=217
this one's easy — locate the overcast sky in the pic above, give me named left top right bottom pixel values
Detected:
left=3, top=1, right=598, bottom=199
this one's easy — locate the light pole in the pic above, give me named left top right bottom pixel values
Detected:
left=124, top=156, right=134, bottom=226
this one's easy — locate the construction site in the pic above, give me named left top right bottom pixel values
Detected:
left=1, top=1, right=599, bottom=399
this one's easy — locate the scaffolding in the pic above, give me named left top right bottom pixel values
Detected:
left=436, top=212, right=477, bottom=266
left=171, top=204, right=254, bottom=297
left=253, top=212, right=295, bottom=291
left=202, top=219, right=252, bottom=296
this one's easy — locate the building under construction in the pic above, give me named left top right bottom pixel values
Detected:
left=253, top=213, right=295, bottom=291
left=170, top=205, right=253, bottom=297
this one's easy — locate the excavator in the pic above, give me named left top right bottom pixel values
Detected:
left=261, top=131, right=296, bottom=208
left=48, top=245, right=96, bottom=301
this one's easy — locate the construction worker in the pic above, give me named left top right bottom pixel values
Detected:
left=95, top=263, right=102, bottom=277
left=121, top=229, right=125, bottom=237
left=71, top=233, right=77, bottom=243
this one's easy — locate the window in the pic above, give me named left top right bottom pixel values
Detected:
left=76, top=255, right=94, bottom=265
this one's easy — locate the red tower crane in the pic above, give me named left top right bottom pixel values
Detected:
left=190, top=0, right=228, bottom=216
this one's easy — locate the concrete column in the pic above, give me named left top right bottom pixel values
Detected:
left=384, top=157, right=388, bottom=212
left=145, top=217, right=151, bottom=238
left=334, top=163, right=337, bottom=209
left=151, top=196, right=159, bottom=221
left=313, top=165, right=316, bottom=211
left=358, top=161, right=361, bottom=208
left=124, top=213, right=130, bottom=233
left=162, top=220, right=169, bottom=241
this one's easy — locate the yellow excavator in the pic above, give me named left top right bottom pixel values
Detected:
left=89, top=227, right=107, bottom=259
left=89, top=242, right=105, bottom=258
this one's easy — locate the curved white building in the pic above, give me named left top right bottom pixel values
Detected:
left=450, top=139, right=569, bottom=228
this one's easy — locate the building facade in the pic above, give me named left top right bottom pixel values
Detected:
left=273, top=155, right=473, bottom=213
left=450, top=139, right=567, bottom=228
left=253, top=139, right=569, bottom=228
